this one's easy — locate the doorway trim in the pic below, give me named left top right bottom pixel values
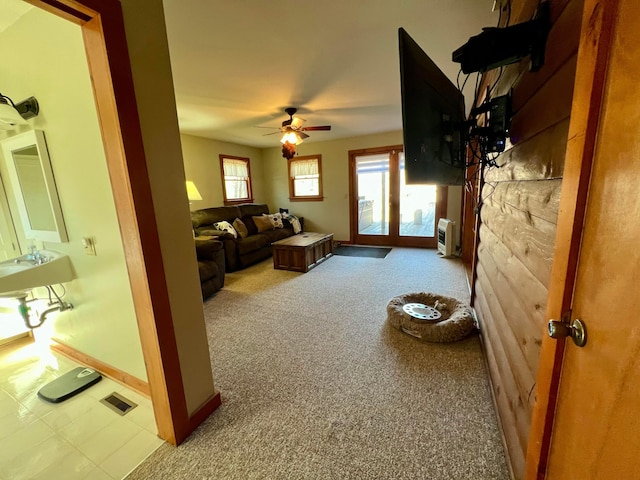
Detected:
left=525, top=0, right=619, bottom=476
left=30, top=0, right=220, bottom=445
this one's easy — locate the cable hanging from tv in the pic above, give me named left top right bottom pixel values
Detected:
left=398, top=2, right=550, bottom=184
left=455, top=1, right=550, bottom=168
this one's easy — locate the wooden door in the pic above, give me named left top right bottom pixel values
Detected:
left=527, top=0, right=640, bottom=478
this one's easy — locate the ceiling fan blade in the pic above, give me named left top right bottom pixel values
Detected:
left=299, top=132, right=309, bottom=140
left=301, top=125, right=331, bottom=131
left=262, top=131, right=281, bottom=136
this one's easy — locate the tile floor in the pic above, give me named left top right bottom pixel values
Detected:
left=0, top=338, right=164, bottom=480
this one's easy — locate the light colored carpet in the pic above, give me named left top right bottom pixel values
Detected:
left=126, top=248, right=510, bottom=480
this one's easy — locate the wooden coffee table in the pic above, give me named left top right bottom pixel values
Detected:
left=272, top=232, right=333, bottom=272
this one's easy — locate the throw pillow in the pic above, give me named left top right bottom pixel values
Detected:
left=288, top=215, right=302, bottom=234
left=264, top=212, right=284, bottom=229
left=213, top=220, right=237, bottom=238
left=252, top=215, right=274, bottom=233
left=281, top=212, right=302, bottom=234
left=233, top=218, right=249, bottom=239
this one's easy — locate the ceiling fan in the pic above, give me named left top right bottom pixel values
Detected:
left=264, top=107, right=331, bottom=142
left=264, top=107, right=332, bottom=159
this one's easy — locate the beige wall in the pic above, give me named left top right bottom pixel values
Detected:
left=120, top=0, right=215, bottom=414
left=181, top=129, right=463, bottom=244
left=262, top=131, right=463, bottom=243
left=181, top=134, right=265, bottom=210
left=0, top=9, right=146, bottom=378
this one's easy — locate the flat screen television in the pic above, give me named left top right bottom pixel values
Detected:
left=399, top=28, right=466, bottom=185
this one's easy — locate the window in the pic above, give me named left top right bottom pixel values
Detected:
left=220, top=155, right=253, bottom=205
left=288, top=155, right=323, bottom=201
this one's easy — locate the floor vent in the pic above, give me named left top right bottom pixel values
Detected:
left=100, top=392, right=137, bottom=416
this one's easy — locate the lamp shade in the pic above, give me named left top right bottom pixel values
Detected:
left=280, top=131, right=303, bottom=145
left=0, top=100, right=27, bottom=130
left=186, top=180, right=202, bottom=201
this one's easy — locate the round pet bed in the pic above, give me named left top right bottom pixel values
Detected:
left=386, top=292, right=476, bottom=343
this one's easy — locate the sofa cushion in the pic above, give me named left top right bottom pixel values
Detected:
left=253, top=215, right=274, bottom=233
left=233, top=218, right=249, bottom=238
left=237, top=234, right=270, bottom=255
left=238, top=203, right=269, bottom=218
left=191, top=206, right=241, bottom=229
left=199, top=228, right=233, bottom=239
left=195, top=238, right=223, bottom=260
left=242, top=215, right=258, bottom=235
left=263, top=228, right=294, bottom=243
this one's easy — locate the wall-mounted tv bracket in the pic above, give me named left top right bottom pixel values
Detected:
left=470, top=93, right=512, bottom=154
left=459, top=92, right=512, bottom=166
left=452, top=1, right=551, bottom=74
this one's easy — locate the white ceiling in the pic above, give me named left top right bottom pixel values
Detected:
left=162, top=1, right=498, bottom=147
left=1, top=0, right=498, bottom=148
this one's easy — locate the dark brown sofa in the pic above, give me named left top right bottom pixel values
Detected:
left=191, top=204, right=302, bottom=272
left=195, top=237, right=225, bottom=299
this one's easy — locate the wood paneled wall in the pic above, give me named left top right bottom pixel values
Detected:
left=465, top=1, right=584, bottom=477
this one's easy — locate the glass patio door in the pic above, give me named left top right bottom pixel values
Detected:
left=350, top=146, right=444, bottom=248
left=355, top=153, right=390, bottom=236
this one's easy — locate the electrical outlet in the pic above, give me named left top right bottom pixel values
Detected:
left=82, top=237, right=97, bottom=256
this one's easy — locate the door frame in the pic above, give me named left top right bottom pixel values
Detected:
left=0, top=174, right=20, bottom=261
left=348, top=145, right=447, bottom=247
left=30, top=0, right=219, bottom=445
left=526, top=0, right=619, bottom=477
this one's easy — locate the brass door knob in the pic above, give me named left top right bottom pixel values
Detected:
left=547, top=318, right=587, bottom=347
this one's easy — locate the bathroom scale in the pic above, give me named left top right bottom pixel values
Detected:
left=38, top=367, right=102, bottom=403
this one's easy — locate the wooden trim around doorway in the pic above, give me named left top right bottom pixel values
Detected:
left=32, top=0, right=217, bottom=446
left=525, top=1, right=620, bottom=478
left=50, top=340, right=150, bottom=397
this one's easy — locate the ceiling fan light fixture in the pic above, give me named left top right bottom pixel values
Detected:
left=280, top=131, right=303, bottom=145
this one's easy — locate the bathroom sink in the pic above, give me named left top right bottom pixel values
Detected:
left=0, top=250, right=74, bottom=297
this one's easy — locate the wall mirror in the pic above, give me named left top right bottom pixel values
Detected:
left=0, top=130, right=68, bottom=243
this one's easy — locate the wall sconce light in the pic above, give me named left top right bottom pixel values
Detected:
left=186, top=180, right=202, bottom=203
left=0, top=93, right=39, bottom=130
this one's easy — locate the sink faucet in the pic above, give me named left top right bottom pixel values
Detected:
left=14, top=247, right=49, bottom=265
left=34, top=251, right=48, bottom=264
left=26, top=245, right=37, bottom=261
left=14, top=258, right=36, bottom=265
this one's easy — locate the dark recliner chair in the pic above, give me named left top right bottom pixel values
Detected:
left=195, top=237, right=225, bottom=299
